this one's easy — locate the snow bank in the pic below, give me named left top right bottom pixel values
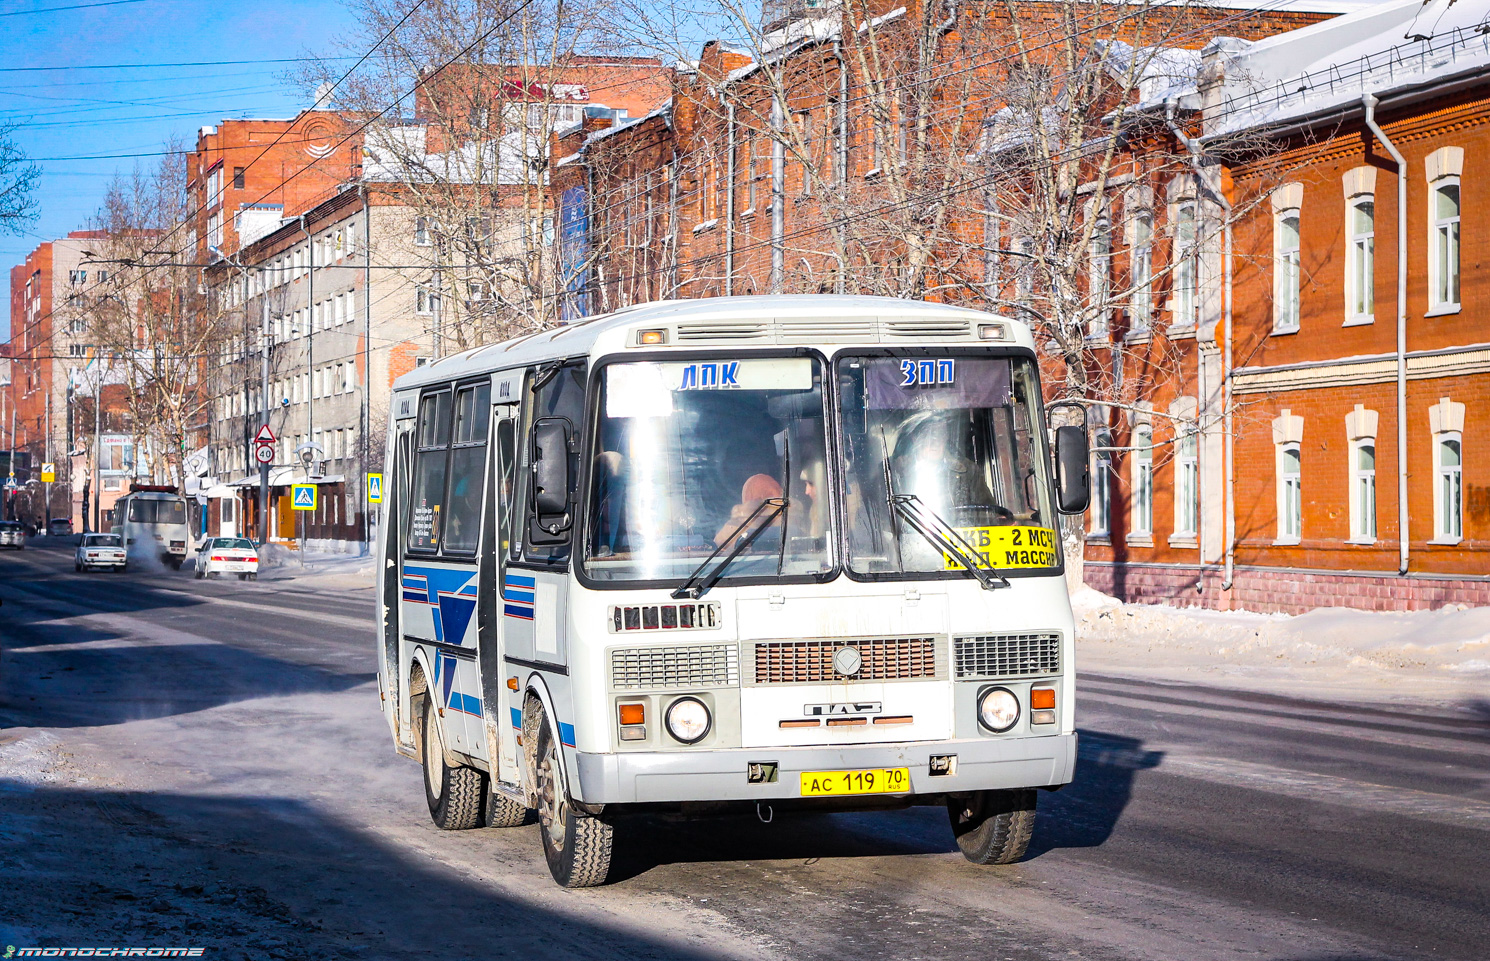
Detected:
left=1073, top=588, right=1490, bottom=704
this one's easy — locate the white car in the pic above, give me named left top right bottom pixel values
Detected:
left=195, top=537, right=260, bottom=580
left=75, top=532, right=127, bottom=571
left=1, top=521, right=28, bottom=549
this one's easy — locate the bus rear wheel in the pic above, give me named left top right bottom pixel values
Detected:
left=947, top=788, right=1036, bottom=865
left=533, top=709, right=612, bottom=887
left=420, top=693, right=486, bottom=830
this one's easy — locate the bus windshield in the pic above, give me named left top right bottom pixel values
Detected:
left=837, top=353, right=1059, bottom=577
left=584, top=356, right=832, bottom=584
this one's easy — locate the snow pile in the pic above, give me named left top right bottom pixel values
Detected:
left=1071, top=587, right=1490, bottom=703
left=255, top=543, right=375, bottom=585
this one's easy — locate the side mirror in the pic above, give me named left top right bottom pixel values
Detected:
left=1053, top=425, right=1091, bottom=514
left=532, top=419, right=572, bottom=518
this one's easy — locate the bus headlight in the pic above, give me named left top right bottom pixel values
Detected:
left=664, top=697, right=711, bottom=744
left=977, top=687, right=1020, bottom=733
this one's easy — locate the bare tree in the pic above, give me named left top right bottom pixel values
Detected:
left=0, top=119, right=39, bottom=234
left=72, top=146, right=232, bottom=488
left=306, top=0, right=634, bottom=353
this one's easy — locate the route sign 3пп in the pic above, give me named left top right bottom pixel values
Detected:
left=41, top=462, right=55, bottom=482
left=367, top=473, right=384, bottom=504
left=292, top=484, right=317, bottom=511
left=254, top=424, right=277, bottom=445
left=255, top=445, right=275, bottom=465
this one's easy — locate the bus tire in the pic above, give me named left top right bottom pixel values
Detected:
left=486, top=786, right=529, bottom=828
left=947, top=789, right=1036, bottom=865
left=534, top=709, right=612, bottom=887
left=420, top=692, right=486, bottom=830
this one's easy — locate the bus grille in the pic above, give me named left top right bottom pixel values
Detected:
left=610, top=644, right=739, bottom=691
left=953, top=633, right=1061, bottom=679
left=751, top=637, right=939, bottom=684
left=608, top=602, right=720, bottom=633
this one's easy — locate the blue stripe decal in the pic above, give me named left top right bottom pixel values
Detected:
left=559, top=722, right=576, bottom=747
left=502, top=588, right=535, bottom=604
left=506, top=573, right=536, bottom=588
left=503, top=605, right=535, bottom=620
left=510, top=707, right=522, bottom=729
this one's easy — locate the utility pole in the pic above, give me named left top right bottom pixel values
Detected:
left=258, top=266, right=271, bottom=548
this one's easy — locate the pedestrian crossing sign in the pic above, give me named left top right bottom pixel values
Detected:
left=41, top=463, right=55, bottom=482
left=292, top=484, right=317, bottom=511
left=367, top=473, right=384, bottom=504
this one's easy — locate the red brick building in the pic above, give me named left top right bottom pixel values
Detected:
left=552, top=0, right=1490, bottom=613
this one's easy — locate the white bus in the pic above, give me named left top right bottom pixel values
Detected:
left=112, top=485, right=191, bottom=570
left=376, top=295, right=1090, bottom=887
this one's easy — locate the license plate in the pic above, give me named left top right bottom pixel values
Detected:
left=799, top=767, right=910, bottom=797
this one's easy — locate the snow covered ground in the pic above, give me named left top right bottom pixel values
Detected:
left=1073, top=586, right=1490, bottom=707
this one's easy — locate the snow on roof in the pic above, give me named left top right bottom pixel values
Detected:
left=1207, top=0, right=1490, bottom=137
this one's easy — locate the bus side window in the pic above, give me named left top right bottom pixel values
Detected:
left=441, top=382, right=491, bottom=554
left=515, top=362, right=587, bottom=565
left=495, top=418, right=516, bottom=555
left=407, top=390, right=452, bottom=552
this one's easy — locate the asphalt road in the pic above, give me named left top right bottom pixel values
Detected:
left=1, top=538, right=1487, bottom=961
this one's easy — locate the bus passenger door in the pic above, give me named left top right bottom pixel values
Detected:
left=478, top=402, right=522, bottom=786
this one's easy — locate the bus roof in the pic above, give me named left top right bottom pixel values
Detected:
left=392, top=295, right=1033, bottom=393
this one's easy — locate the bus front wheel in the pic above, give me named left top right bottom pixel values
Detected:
left=533, top=709, right=612, bottom=887
left=947, top=788, right=1036, bottom=865
left=420, top=693, right=486, bottom=830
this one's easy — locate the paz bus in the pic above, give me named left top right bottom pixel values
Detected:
left=375, top=295, right=1090, bottom=887
left=112, top=485, right=191, bottom=570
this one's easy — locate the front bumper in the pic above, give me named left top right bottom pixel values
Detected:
left=571, top=732, right=1076, bottom=805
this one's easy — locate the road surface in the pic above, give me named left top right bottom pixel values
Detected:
left=2, top=538, right=1487, bottom=960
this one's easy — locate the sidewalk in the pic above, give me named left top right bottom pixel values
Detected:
left=1072, top=586, right=1490, bottom=708
left=251, top=544, right=377, bottom=591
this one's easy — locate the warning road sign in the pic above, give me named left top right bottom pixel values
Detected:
left=41, top=462, right=55, bottom=482
left=254, top=424, right=277, bottom=445
left=367, top=473, right=384, bottom=504
left=255, top=445, right=275, bottom=465
left=292, top=484, right=317, bottom=511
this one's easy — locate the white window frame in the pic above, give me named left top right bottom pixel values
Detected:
left=1429, top=176, right=1461, bottom=313
left=1130, top=425, right=1153, bottom=539
left=1349, top=438, right=1377, bottom=543
left=1088, top=216, right=1111, bottom=338
left=1274, top=207, right=1301, bottom=333
left=414, top=216, right=432, bottom=247
left=1276, top=442, right=1302, bottom=544
left=1090, top=429, right=1113, bottom=538
left=1129, top=211, right=1153, bottom=334
left=1434, top=431, right=1463, bottom=544
left=1173, top=428, right=1198, bottom=537
left=1171, top=202, right=1198, bottom=329
left=1345, top=194, right=1375, bottom=325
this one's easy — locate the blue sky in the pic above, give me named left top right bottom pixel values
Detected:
left=0, top=0, right=357, bottom=338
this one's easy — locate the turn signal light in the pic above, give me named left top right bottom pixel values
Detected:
left=506, top=677, right=519, bottom=691
left=618, top=703, right=646, bottom=726
left=1030, top=688, right=1056, bottom=710
left=637, top=329, right=667, bottom=346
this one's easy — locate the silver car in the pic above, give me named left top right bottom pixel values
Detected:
left=0, top=521, right=25, bottom=549
left=75, top=532, right=127, bottom=571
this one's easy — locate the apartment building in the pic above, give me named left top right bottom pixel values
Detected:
left=4, top=230, right=152, bottom=530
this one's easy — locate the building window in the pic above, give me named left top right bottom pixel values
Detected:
left=1274, top=208, right=1301, bottom=332
left=68, top=269, right=87, bottom=284
left=1174, top=427, right=1198, bottom=537
left=1171, top=202, right=1197, bottom=328
left=414, top=216, right=431, bottom=246
left=1430, top=178, right=1460, bottom=311
left=1129, top=211, right=1152, bottom=332
left=1277, top=443, right=1302, bottom=543
left=1131, top=425, right=1153, bottom=538
left=1350, top=440, right=1376, bottom=542
left=1090, top=429, right=1112, bottom=537
left=1088, top=217, right=1110, bottom=338
left=1346, top=196, right=1375, bottom=322
left=416, top=287, right=432, bottom=315
left=1435, top=433, right=1463, bottom=542
left=232, top=167, right=245, bottom=189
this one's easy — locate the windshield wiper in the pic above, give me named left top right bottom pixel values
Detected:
left=886, top=487, right=1011, bottom=591
left=670, top=497, right=788, bottom=599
